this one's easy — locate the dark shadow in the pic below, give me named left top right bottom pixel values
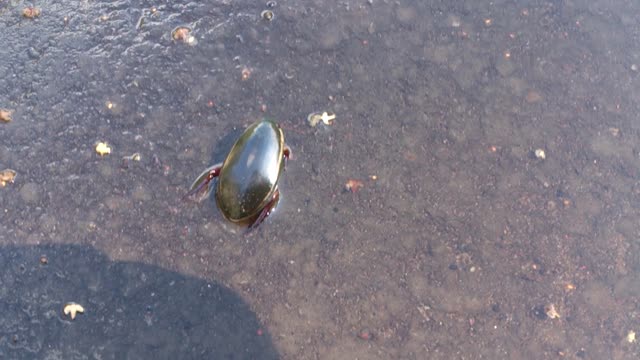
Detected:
left=0, top=244, right=279, bottom=360
left=211, top=126, right=246, bottom=165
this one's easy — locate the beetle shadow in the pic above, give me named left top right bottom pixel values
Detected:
left=0, top=243, right=280, bottom=359
left=209, top=126, right=246, bottom=166
left=201, top=127, right=245, bottom=212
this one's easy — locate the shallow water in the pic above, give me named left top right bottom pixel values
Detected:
left=2, top=0, right=640, bottom=359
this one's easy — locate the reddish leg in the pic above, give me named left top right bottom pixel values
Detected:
left=247, top=189, right=280, bottom=232
left=183, top=163, right=222, bottom=202
left=283, top=146, right=291, bottom=169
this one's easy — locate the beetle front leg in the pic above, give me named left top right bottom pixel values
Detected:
left=247, top=189, right=280, bottom=233
left=183, top=163, right=222, bottom=202
left=283, top=146, right=291, bottom=169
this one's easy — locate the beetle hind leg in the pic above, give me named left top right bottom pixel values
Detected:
left=183, top=163, right=222, bottom=202
left=247, top=189, right=280, bottom=232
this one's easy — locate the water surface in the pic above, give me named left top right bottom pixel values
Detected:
left=1, top=0, right=640, bottom=359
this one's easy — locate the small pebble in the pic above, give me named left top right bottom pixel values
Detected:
left=534, top=148, right=546, bottom=160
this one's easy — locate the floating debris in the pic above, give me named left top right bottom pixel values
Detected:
left=122, top=153, right=141, bottom=168
left=0, top=169, right=17, bottom=187
left=241, top=67, right=252, bottom=80
left=627, top=330, right=636, bottom=343
left=344, top=179, right=364, bottom=193
left=0, top=109, right=13, bottom=123
left=565, top=283, right=576, bottom=291
left=22, top=7, right=41, bottom=19
left=307, top=111, right=336, bottom=127
left=544, top=303, right=560, bottom=319
left=63, top=303, right=85, bottom=320
left=172, top=26, right=196, bottom=45
left=123, top=153, right=141, bottom=162
left=526, top=90, right=543, bottom=103
left=448, top=15, right=461, bottom=28
left=261, top=10, right=274, bottom=21
left=357, top=329, right=373, bottom=341
left=95, top=142, right=112, bottom=156
left=534, top=148, right=546, bottom=160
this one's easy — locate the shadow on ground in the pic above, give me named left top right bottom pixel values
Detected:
left=0, top=244, right=279, bottom=360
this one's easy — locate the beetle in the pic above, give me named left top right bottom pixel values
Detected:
left=184, top=119, right=291, bottom=231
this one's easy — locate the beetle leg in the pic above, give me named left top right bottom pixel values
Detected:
left=283, top=145, right=291, bottom=169
left=247, top=189, right=280, bottom=232
left=183, top=163, right=222, bottom=202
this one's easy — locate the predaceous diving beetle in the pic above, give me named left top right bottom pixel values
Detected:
left=185, top=119, right=291, bottom=231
